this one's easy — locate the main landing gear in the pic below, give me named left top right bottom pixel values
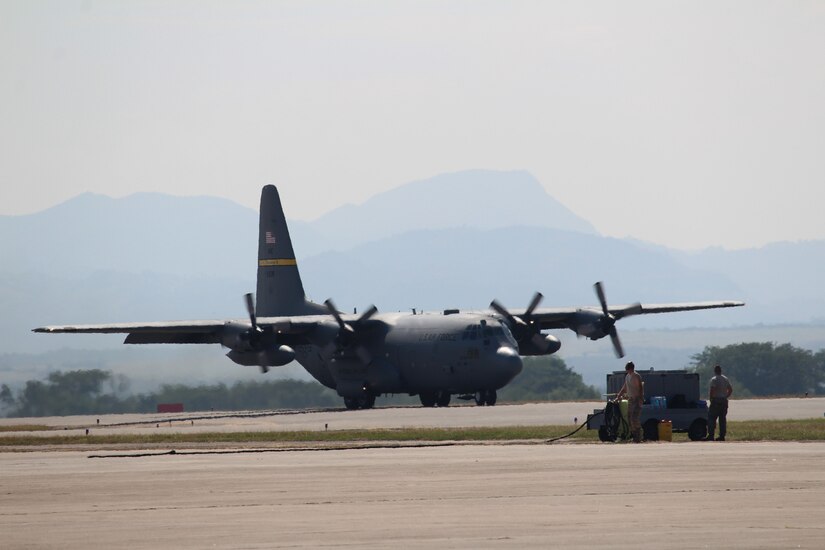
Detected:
left=419, top=390, right=451, bottom=407
left=474, top=389, right=497, bottom=406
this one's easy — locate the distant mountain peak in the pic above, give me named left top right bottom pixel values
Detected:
left=310, top=169, right=597, bottom=249
left=25, top=191, right=251, bottom=218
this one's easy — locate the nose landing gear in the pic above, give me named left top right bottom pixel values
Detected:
left=343, top=393, right=376, bottom=410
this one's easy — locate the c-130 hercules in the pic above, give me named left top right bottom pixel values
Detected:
left=34, top=185, right=744, bottom=409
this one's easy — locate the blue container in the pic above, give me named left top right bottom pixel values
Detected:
left=651, top=396, right=667, bottom=409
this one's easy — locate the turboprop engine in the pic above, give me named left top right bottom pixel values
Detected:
left=221, top=294, right=295, bottom=369
left=225, top=346, right=295, bottom=367
left=516, top=333, right=561, bottom=356
left=490, top=292, right=561, bottom=356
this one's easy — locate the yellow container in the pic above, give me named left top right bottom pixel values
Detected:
left=619, top=399, right=630, bottom=440
left=619, top=399, right=629, bottom=423
left=658, top=420, right=673, bottom=442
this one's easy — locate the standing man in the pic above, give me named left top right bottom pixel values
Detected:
left=616, top=361, right=644, bottom=443
left=707, top=364, right=733, bottom=441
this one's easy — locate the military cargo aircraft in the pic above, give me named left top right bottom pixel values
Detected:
left=34, top=185, right=744, bottom=409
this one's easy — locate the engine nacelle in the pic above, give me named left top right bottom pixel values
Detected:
left=570, top=310, right=609, bottom=340
left=518, top=334, right=562, bottom=356
left=226, top=345, right=296, bottom=367
left=220, top=321, right=255, bottom=350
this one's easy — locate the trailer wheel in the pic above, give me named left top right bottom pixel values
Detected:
left=598, top=425, right=616, bottom=442
left=688, top=418, right=708, bottom=441
left=643, top=419, right=659, bottom=441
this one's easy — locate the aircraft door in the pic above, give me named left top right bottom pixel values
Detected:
left=480, top=319, right=491, bottom=348
left=452, top=322, right=481, bottom=390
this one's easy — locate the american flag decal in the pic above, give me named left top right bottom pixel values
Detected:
left=265, top=231, right=276, bottom=244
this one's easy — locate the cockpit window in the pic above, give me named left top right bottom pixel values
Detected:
left=498, top=323, right=518, bottom=347
left=461, top=324, right=480, bottom=341
left=462, top=322, right=515, bottom=346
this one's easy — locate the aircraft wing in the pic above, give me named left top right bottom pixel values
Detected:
left=615, top=301, right=745, bottom=314
left=34, top=320, right=239, bottom=344
left=530, top=300, right=745, bottom=330
left=32, top=316, right=330, bottom=345
left=492, top=296, right=743, bottom=358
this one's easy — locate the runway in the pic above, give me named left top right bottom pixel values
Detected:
left=3, top=397, right=824, bottom=437
left=3, top=400, right=825, bottom=548
left=3, top=442, right=825, bottom=549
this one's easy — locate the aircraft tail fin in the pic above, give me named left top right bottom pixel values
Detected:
left=255, top=185, right=326, bottom=317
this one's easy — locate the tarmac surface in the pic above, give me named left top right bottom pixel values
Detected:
left=3, top=399, right=825, bottom=549
left=2, top=397, right=824, bottom=436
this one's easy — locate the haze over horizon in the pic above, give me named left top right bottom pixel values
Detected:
left=2, top=2, right=824, bottom=250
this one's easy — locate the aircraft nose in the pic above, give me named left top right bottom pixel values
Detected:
left=496, top=346, right=523, bottom=379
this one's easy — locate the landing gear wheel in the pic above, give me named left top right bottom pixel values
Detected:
left=344, top=394, right=376, bottom=410
left=436, top=391, right=451, bottom=407
left=485, top=390, right=497, bottom=406
left=419, top=392, right=437, bottom=407
left=688, top=418, right=708, bottom=441
left=643, top=419, right=659, bottom=441
left=474, top=389, right=497, bottom=406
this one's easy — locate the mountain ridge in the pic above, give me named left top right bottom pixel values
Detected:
left=2, top=169, right=824, bottom=355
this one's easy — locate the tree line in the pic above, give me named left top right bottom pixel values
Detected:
left=690, top=342, right=825, bottom=398
left=0, top=355, right=596, bottom=417
left=3, top=342, right=821, bottom=417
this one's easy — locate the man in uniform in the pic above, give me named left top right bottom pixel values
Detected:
left=615, top=361, right=644, bottom=443
left=707, top=364, right=733, bottom=441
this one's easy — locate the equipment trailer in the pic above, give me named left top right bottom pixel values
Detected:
left=587, top=369, right=709, bottom=442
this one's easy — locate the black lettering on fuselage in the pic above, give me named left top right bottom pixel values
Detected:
left=418, top=332, right=458, bottom=342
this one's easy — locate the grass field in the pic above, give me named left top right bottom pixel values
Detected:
left=1, top=419, right=823, bottom=447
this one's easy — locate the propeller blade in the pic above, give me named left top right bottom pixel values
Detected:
left=615, top=302, right=643, bottom=320
left=324, top=299, right=348, bottom=331
left=609, top=327, right=625, bottom=358
left=490, top=299, right=513, bottom=321
left=244, top=293, right=257, bottom=331
left=525, top=292, right=543, bottom=317
left=490, top=299, right=524, bottom=327
left=594, top=281, right=609, bottom=316
left=357, top=305, right=378, bottom=324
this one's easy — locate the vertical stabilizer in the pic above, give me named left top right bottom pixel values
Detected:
left=256, top=185, right=325, bottom=317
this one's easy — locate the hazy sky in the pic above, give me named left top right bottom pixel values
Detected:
left=2, top=1, right=824, bottom=250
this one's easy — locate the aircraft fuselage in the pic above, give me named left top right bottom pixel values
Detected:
left=293, top=311, right=522, bottom=404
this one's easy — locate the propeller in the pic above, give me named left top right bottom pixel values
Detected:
left=243, top=292, right=264, bottom=347
left=323, top=299, right=378, bottom=364
left=223, top=293, right=295, bottom=370
left=592, top=281, right=642, bottom=358
left=490, top=292, right=553, bottom=352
